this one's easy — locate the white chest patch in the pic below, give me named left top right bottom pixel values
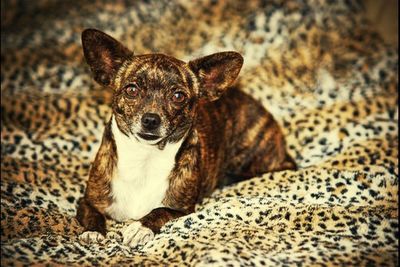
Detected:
left=106, top=116, right=183, bottom=221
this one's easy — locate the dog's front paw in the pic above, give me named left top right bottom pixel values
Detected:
left=122, top=222, right=154, bottom=248
left=106, top=231, right=122, bottom=242
left=79, top=231, right=105, bottom=244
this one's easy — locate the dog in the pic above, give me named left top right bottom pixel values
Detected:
left=76, top=29, right=296, bottom=248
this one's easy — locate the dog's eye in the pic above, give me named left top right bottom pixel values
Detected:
left=172, top=91, right=187, bottom=103
left=125, top=84, right=140, bottom=98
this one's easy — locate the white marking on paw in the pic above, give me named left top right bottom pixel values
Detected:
left=317, top=68, right=336, bottom=91
left=122, top=222, right=154, bottom=248
left=79, top=231, right=105, bottom=244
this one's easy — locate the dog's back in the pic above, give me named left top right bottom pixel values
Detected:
left=196, top=87, right=296, bottom=192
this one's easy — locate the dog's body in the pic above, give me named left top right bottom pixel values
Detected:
left=77, top=29, right=296, bottom=248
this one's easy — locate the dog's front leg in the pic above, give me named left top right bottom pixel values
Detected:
left=122, top=208, right=186, bottom=248
left=140, top=208, right=187, bottom=233
left=76, top=197, right=107, bottom=243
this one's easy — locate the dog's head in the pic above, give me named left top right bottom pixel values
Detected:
left=82, top=29, right=243, bottom=146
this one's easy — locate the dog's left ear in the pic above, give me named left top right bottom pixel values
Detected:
left=189, top=52, right=243, bottom=101
left=82, top=29, right=133, bottom=86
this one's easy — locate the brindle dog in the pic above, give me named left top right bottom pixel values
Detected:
left=77, top=29, right=296, bottom=248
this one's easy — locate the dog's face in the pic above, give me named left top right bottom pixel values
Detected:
left=82, top=29, right=243, bottom=146
left=110, top=54, right=198, bottom=145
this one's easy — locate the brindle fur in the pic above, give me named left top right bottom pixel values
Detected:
left=77, top=29, right=296, bottom=236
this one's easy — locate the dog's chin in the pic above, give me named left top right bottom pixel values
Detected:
left=136, top=133, right=162, bottom=143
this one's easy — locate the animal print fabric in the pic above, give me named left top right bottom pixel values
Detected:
left=1, top=0, right=398, bottom=266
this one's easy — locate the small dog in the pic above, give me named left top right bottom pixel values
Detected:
left=77, top=29, right=296, bottom=248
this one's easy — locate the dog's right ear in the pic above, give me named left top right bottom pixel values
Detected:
left=82, top=29, right=133, bottom=86
left=188, top=52, right=243, bottom=102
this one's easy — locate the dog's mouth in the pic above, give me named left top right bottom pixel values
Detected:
left=137, top=133, right=161, bottom=141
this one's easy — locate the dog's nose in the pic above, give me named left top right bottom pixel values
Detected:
left=141, top=113, right=161, bottom=131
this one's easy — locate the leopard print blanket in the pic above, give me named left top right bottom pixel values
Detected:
left=1, top=0, right=398, bottom=266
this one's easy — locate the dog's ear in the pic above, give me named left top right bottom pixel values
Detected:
left=82, top=29, right=133, bottom=86
left=188, top=52, right=243, bottom=101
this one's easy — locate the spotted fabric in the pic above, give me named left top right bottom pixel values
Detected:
left=1, top=0, right=398, bottom=266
